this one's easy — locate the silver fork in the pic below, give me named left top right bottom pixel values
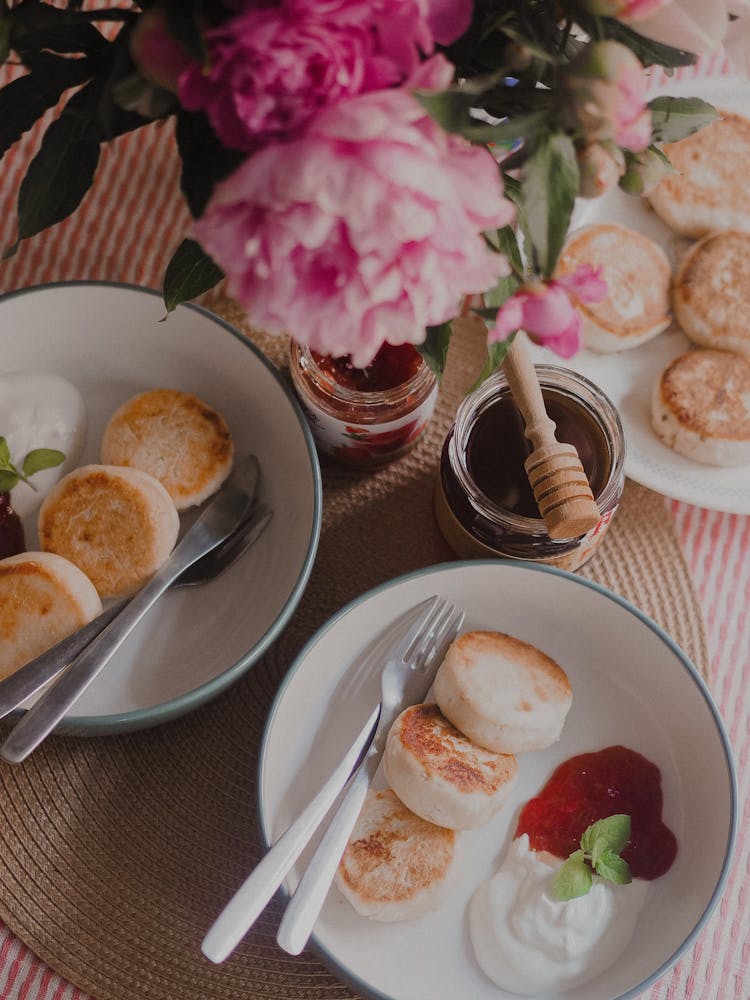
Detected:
left=201, top=594, right=464, bottom=965
left=0, top=502, right=273, bottom=722
left=275, top=596, right=463, bottom=956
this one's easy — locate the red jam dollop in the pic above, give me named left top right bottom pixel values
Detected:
left=516, top=745, right=677, bottom=880
left=312, top=342, right=423, bottom=393
left=0, top=492, right=25, bottom=559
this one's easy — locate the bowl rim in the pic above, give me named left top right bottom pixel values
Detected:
left=0, top=279, right=323, bottom=733
left=258, top=558, right=738, bottom=1000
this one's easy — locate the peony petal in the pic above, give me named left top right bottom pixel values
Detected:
left=556, top=265, right=608, bottom=304
left=488, top=294, right=527, bottom=344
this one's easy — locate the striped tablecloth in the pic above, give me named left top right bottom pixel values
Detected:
left=0, top=46, right=748, bottom=1000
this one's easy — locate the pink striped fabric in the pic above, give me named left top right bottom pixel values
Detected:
left=0, top=32, right=748, bottom=1000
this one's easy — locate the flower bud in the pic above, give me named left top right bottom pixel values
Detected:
left=578, top=0, right=670, bottom=17
left=129, top=6, right=194, bottom=94
left=619, top=146, right=673, bottom=195
left=562, top=41, right=652, bottom=153
left=576, top=142, right=626, bottom=198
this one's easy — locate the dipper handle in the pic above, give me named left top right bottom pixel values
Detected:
left=501, top=333, right=601, bottom=540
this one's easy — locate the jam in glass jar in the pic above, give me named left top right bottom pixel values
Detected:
left=435, top=365, right=625, bottom=571
left=289, top=341, right=438, bottom=468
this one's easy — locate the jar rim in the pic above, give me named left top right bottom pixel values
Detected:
left=291, top=341, right=436, bottom=406
left=449, top=364, right=626, bottom=531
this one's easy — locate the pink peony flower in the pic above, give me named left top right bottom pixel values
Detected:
left=563, top=41, right=651, bottom=153
left=487, top=267, right=608, bottom=359
left=620, top=0, right=736, bottom=56
left=192, top=57, right=514, bottom=367
left=178, top=0, right=472, bottom=150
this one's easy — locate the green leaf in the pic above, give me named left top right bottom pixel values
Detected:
left=0, top=469, right=18, bottom=492
left=519, top=131, right=578, bottom=277
left=470, top=331, right=517, bottom=391
left=581, top=814, right=631, bottom=860
left=8, top=82, right=101, bottom=253
left=648, top=96, right=719, bottom=143
left=0, top=52, right=94, bottom=161
left=175, top=110, right=245, bottom=217
left=22, top=448, right=65, bottom=478
left=0, top=437, right=10, bottom=467
left=594, top=850, right=632, bottom=886
left=0, top=15, right=11, bottom=65
left=553, top=851, right=593, bottom=901
left=418, top=322, right=452, bottom=379
left=483, top=225, right=523, bottom=310
left=163, top=238, right=224, bottom=313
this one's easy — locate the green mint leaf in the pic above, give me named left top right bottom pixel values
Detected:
left=163, top=238, right=224, bottom=313
left=594, top=849, right=632, bottom=886
left=0, top=469, right=18, bottom=492
left=0, top=437, right=10, bottom=468
left=582, top=814, right=631, bottom=861
left=22, top=448, right=65, bottom=478
left=552, top=850, right=593, bottom=901
left=648, top=96, right=719, bottom=143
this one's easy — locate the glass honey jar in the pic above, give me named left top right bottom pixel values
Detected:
left=289, top=340, right=438, bottom=468
left=435, top=365, right=625, bottom=571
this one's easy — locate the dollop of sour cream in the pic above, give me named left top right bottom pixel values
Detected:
left=0, top=372, right=87, bottom=518
left=469, top=834, right=648, bottom=995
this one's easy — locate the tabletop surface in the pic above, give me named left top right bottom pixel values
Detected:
left=0, top=47, right=748, bottom=1000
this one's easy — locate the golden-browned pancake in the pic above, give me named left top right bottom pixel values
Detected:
left=383, top=703, right=518, bottom=830
left=647, top=110, right=750, bottom=237
left=672, top=230, right=750, bottom=358
left=335, top=788, right=457, bottom=922
left=555, top=223, right=671, bottom=352
left=38, top=464, right=179, bottom=598
left=651, top=349, right=750, bottom=466
left=101, top=389, right=233, bottom=510
left=433, top=631, right=572, bottom=754
left=0, top=551, right=102, bottom=680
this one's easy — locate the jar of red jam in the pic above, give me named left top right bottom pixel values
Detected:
left=289, top=341, right=438, bottom=468
left=435, top=365, right=625, bottom=571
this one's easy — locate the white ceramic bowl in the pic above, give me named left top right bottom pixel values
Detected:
left=0, top=281, right=322, bottom=733
left=259, top=561, right=737, bottom=1000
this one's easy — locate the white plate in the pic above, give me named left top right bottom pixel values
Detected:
left=0, top=281, right=322, bottom=733
left=532, top=74, right=750, bottom=513
left=259, top=561, right=737, bottom=1000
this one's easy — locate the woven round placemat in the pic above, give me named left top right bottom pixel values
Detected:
left=0, top=305, right=708, bottom=1000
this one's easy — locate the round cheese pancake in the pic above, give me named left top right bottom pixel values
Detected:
left=0, top=551, right=102, bottom=680
left=434, top=630, right=572, bottom=754
left=672, top=230, right=750, bottom=358
left=335, top=788, right=457, bottom=922
left=555, top=224, right=671, bottom=352
left=647, top=110, right=750, bottom=237
left=38, top=464, right=179, bottom=598
left=384, top=703, right=518, bottom=829
left=101, top=388, right=233, bottom=510
left=652, top=349, right=750, bottom=467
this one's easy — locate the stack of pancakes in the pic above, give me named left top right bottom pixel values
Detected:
left=555, top=109, right=750, bottom=468
left=0, top=389, right=233, bottom=680
left=335, top=630, right=573, bottom=922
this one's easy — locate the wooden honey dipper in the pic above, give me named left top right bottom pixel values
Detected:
left=501, top=332, right=601, bottom=539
